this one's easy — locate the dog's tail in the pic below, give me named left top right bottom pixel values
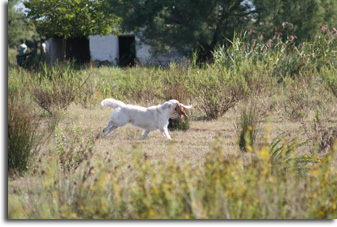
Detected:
left=100, top=98, right=126, bottom=109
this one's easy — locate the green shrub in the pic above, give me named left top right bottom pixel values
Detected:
left=168, top=118, right=190, bottom=131
left=55, top=118, right=95, bottom=173
left=282, top=75, right=315, bottom=121
left=189, top=66, right=249, bottom=119
left=163, top=63, right=191, bottom=130
left=321, top=66, right=337, bottom=98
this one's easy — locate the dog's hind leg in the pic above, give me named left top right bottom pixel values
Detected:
left=103, top=121, right=118, bottom=137
left=104, top=126, right=118, bottom=137
left=141, top=130, right=150, bottom=140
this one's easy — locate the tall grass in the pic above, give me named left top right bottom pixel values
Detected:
left=237, top=101, right=263, bottom=152
left=8, top=98, right=39, bottom=174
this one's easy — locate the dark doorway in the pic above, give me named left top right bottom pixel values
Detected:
left=118, top=36, right=136, bottom=67
left=65, top=36, right=90, bottom=64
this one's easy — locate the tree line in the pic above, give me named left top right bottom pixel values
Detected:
left=8, top=0, right=337, bottom=61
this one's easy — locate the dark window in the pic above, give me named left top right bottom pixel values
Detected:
left=65, top=36, right=90, bottom=64
left=118, top=36, right=136, bottom=67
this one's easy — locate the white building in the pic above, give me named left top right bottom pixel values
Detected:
left=47, top=33, right=187, bottom=66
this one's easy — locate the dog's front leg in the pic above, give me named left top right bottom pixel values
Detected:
left=142, top=130, right=150, bottom=140
left=160, top=128, right=172, bottom=140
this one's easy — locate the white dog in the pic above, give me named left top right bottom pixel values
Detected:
left=100, top=98, right=192, bottom=139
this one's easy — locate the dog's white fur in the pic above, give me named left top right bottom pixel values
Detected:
left=100, top=98, right=192, bottom=140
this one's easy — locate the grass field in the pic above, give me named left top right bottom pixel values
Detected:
left=7, top=33, right=337, bottom=219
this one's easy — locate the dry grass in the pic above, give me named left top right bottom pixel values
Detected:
left=11, top=99, right=337, bottom=175
left=8, top=101, right=337, bottom=219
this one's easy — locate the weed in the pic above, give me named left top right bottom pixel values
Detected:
left=8, top=99, right=39, bottom=174
left=321, top=66, right=337, bottom=99
left=55, top=117, right=95, bottom=173
left=236, top=101, right=263, bottom=152
left=30, top=68, right=91, bottom=116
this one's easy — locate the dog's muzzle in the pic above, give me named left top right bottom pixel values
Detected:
left=175, top=103, right=188, bottom=122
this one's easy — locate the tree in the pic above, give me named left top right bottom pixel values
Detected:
left=24, top=0, right=121, bottom=39
left=8, top=0, right=31, bottom=48
left=108, top=0, right=256, bottom=60
left=252, top=0, right=337, bottom=42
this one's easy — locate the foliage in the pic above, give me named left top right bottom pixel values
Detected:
left=55, top=118, right=95, bottom=173
left=8, top=134, right=337, bottom=219
left=282, top=76, right=315, bottom=121
left=322, top=66, right=337, bottom=98
left=251, top=0, right=337, bottom=43
left=237, top=101, right=262, bottom=152
left=301, top=109, right=337, bottom=153
left=30, top=64, right=91, bottom=116
left=7, top=30, right=337, bottom=218
left=8, top=0, right=32, bottom=48
left=108, top=0, right=255, bottom=59
left=188, top=65, right=249, bottom=119
left=163, top=63, right=191, bottom=130
left=8, top=98, right=38, bottom=174
left=24, top=0, right=121, bottom=38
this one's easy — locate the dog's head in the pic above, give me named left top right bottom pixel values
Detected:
left=174, top=102, right=189, bottom=122
left=166, top=100, right=192, bottom=122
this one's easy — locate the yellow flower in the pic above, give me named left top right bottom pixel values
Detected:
left=246, top=145, right=253, bottom=152
left=43, top=179, right=51, bottom=187
left=148, top=209, right=155, bottom=218
left=260, top=151, right=269, bottom=157
left=247, top=125, right=253, bottom=131
left=310, top=168, right=319, bottom=176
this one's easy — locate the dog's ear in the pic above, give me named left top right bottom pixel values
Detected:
left=181, top=104, right=192, bottom=109
left=162, top=102, right=171, bottom=109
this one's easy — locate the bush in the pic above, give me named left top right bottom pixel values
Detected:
left=168, top=118, right=190, bottom=131
left=322, top=66, right=337, bottom=99
left=282, top=75, right=315, bottom=121
left=30, top=66, right=91, bottom=116
left=189, top=66, right=249, bottom=119
left=163, top=63, right=191, bottom=130
left=8, top=99, right=38, bottom=174
left=55, top=118, right=95, bottom=173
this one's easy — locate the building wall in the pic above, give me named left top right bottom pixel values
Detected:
left=47, top=37, right=66, bottom=64
left=46, top=34, right=187, bottom=66
left=89, top=34, right=187, bottom=66
left=89, top=34, right=119, bottom=65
